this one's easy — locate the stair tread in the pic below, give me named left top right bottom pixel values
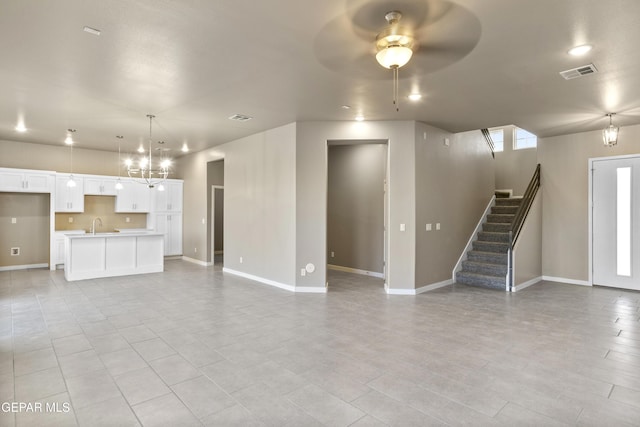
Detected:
left=463, top=259, right=506, bottom=267
left=457, top=271, right=505, bottom=279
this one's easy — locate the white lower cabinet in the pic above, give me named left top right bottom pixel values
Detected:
left=153, top=213, right=182, bottom=256
left=53, top=230, right=86, bottom=268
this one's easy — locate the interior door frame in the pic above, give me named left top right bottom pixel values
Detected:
left=325, top=139, right=390, bottom=287
left=588, top=153, right=640, bottom=286
left=211, top=185, right=224, bottom=265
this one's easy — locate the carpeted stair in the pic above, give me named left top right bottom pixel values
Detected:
left=456, top=197, right=521, bottom=290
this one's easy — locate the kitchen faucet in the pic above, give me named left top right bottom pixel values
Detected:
left=91, top=217, right=103, bottom=235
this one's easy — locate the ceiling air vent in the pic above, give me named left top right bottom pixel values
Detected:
left=559, top=63, right=598, bottom=80
left=228, top=114, right=252, bottom=122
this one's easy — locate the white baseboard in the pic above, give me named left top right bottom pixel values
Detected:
left=385, top=278, right=453, bottom=295
left=0, top=263, right=49, bottom=272
left=513, top=276, right=542, bottom=292
left=327, top=264, right=384, bottom=279
left=182, top=256, right=212, bottom=267
left=542, top=276, right=591, bottom=287
left=223, top=268, right=326, bottom=293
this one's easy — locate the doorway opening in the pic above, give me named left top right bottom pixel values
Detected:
left=211, top=186, right=224, bottom=267
left=326, top=140, right=389, bottom=290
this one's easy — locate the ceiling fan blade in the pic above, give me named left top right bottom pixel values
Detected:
left=315, top=0, right=480, bottom=78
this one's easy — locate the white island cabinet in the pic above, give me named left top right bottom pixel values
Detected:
left=64, top=232, right=164, bottom=281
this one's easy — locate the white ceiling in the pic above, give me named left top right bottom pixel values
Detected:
left=2, top=0, right=640, bottom=156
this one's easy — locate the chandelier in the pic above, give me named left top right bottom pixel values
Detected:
left=126, top=114, right=170, bottom=189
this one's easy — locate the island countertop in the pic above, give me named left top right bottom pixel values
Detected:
left=65, top=231, right=162, bottom=238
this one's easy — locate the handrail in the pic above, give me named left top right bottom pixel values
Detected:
left=481, top=129, right=495, bottom=158
left=510, top=164, right=540, bottom=245
left=507, top=164, right=540, bottom=290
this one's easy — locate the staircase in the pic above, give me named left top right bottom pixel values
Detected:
left=456, top=197, right=522, bottom=290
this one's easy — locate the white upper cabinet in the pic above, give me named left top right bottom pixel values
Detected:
left=115, top=178, right=151, bottom=212
left=0, top=168, right=54, bottom=193
left=84, top=176, right=119, bottom=196
left=55, top=175, right=84, bottom=212
left=153, top=180, right=183, bottom=212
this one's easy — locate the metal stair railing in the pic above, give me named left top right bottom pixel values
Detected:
left=507, top=163, right=541, bottom=290
left=481, top=129, right=495, bottom=158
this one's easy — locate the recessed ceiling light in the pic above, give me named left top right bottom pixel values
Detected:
left=83, top=26, right=101, bottom=36
left=15, top=123, right=27, bottom=132
left=341, top=105, right=351, bottom=110
left=568, top=44, right=592, bottom=56
left=408, top=93, right=422, bottom=101
left=355, top=115, right=365, bottom=122
left=181, top=143, right=189, bottom=153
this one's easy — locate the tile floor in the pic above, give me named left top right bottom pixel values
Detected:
left=1, top=260, right=639, bottom=426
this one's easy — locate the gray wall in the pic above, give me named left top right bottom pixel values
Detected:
left=494, top=125, right=538, bottom=196
left=176, top=123, right=297, bottom=287
left=538, top=124, right=640, bottom=283
left=327, top=144, right=386, bottom=274
left=0, top=139, right=185, bottom=178
left=296, top=121, right=416, bottom=291
left=514, top=193, right=542, bottom=286
left=0, top=193, right=50, bottom=267
left=415, top=125, right=495, bottom=287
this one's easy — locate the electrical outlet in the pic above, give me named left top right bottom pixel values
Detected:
left=194, top=247, right=197, bottom=253
left=10, top=247, right=20, bottom=256
left=301, top=268, right=306, bottom=276
left=125, top=217, right=130, bottom=223
left=68, top=217, right=73, bottom=223
left=331, top=251, right=335, bottom=258
left=240, top=257, right=243, bottom=264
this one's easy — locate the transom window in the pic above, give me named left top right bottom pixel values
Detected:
left=489, top=129, right=504, bottom=152
left=514, top=127, right=537, bottom=150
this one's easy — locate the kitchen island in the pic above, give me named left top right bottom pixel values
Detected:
left=64, top=231, right=164, bottom=281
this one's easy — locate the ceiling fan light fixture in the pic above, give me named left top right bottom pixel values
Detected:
left=376, top=46, right=413, bottom=69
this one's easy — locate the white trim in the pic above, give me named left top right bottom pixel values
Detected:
left=295, top=286, right=327, bottom=293
left=452, top=196, right=496, bottom=281
left=223, top=268, right=327, bottom=293
left=542, top=275, right=591, bottom=286
left=182, top=256, right=212, bottom=267
left=512, top=276, right=542, bottom=292
left=327, top=264, right=384, bottom=278
left=0, top=263, right=48, bottom=272
left=385, top=278, right=453, bottom=295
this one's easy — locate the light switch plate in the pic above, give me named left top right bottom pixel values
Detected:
left=426, top=223, right=432, bottom=231
left=436, top=223, right=441, bottom=230
left=11, top=218, right=17, bottom=224
left=400, top=223, right=406, bottom=231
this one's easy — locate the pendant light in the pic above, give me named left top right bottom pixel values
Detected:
left=115, top=135, right=124, bottom=190
left=65, top=129, right=77, bottom=188
left=603, top=113, right=619, bottom=147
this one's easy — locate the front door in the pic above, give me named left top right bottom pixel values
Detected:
left=592, top=156, right=640, bottom=290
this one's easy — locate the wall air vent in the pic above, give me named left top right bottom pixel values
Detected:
left=228, top=114, right=253, bottom=122
left=559, top=63, right=598, bottom=80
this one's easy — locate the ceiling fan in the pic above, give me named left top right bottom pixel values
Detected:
left=314, top=0, right=481, bottom=109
